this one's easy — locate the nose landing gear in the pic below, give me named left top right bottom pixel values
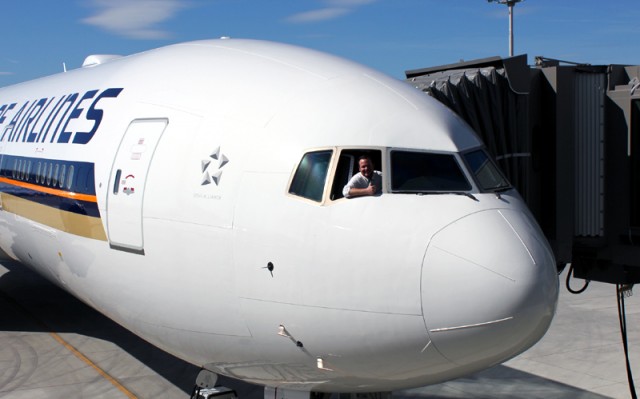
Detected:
left=191, top=369, right=237, bottom=399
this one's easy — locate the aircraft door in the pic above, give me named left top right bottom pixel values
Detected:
left=107, top=118, right=168, bottom=254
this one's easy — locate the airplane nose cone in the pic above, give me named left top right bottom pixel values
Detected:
left=421, top=209, right=558, bottom=365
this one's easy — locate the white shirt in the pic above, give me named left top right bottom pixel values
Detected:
left=343, top=171, right=382, bottom=198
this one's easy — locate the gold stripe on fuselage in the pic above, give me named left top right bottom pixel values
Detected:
left=0, top=192, right=107, bottom=241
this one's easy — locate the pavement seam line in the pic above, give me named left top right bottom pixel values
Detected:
left=48, top=331, right=138, bottom=399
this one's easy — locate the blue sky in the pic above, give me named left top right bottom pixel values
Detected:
left=1, top=0, right=638, bottom=87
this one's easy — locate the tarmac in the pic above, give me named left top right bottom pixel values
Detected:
left=0, top=254, right=638, bottom=399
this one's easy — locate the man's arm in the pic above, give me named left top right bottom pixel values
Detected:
left=346, top=184, right=377, bottom=198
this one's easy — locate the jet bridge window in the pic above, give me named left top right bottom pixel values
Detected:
left=390, top=151, right=470, bottom=192
left=289, top=150, right=333, bottom=202
left=464, top=149, right=510, bottom=192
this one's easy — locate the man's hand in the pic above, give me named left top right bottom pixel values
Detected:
left=365, top=184, right=376, bottom=195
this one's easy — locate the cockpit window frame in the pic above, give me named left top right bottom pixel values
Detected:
left=329, top=147, right=386, bottom=202
left=287, top=146, right=387, bottom=206
left=287, top=146, right=500, bottom=205
left=286, top=147, right=335, bottom=204
left=460, top=146, right=512, bottom=193
left=387, top=147, right=476, bottom=194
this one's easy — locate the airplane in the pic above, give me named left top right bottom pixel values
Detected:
left=0, top=38, right=559, bottom=398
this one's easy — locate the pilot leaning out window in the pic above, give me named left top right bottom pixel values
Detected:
left=343, top=155, right=382, bottom=198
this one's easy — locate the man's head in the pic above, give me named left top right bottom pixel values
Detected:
left=358, top=156, right=374, bottom=179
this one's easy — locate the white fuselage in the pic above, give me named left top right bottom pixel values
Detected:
left=0, top=39, right=558, bottom=392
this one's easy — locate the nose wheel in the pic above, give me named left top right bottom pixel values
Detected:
left=191, top=369, right=237, bottom=399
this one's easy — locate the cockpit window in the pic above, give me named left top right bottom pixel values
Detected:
left=390, top=150, right=471, bottom=192
left=464, top=149, right=510, bottom=192
left=330, top=149, right=382, bottom=200
left=289, top=150, right=333, bottom=202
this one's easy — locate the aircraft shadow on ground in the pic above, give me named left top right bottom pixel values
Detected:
left=0, top=258, right=202, bottom=395
left=0, top=259, right=610, bottom=399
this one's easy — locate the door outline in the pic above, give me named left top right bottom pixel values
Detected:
left=106, top=118, right=168, bottom=254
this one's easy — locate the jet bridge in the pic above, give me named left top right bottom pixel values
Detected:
left=406, top=56, right=640, bottom=285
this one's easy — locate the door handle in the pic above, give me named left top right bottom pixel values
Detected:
left=113, top=169, right=122, bottom=194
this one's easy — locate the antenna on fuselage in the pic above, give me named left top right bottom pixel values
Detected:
left=63, top=62, right=67, bottom=72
